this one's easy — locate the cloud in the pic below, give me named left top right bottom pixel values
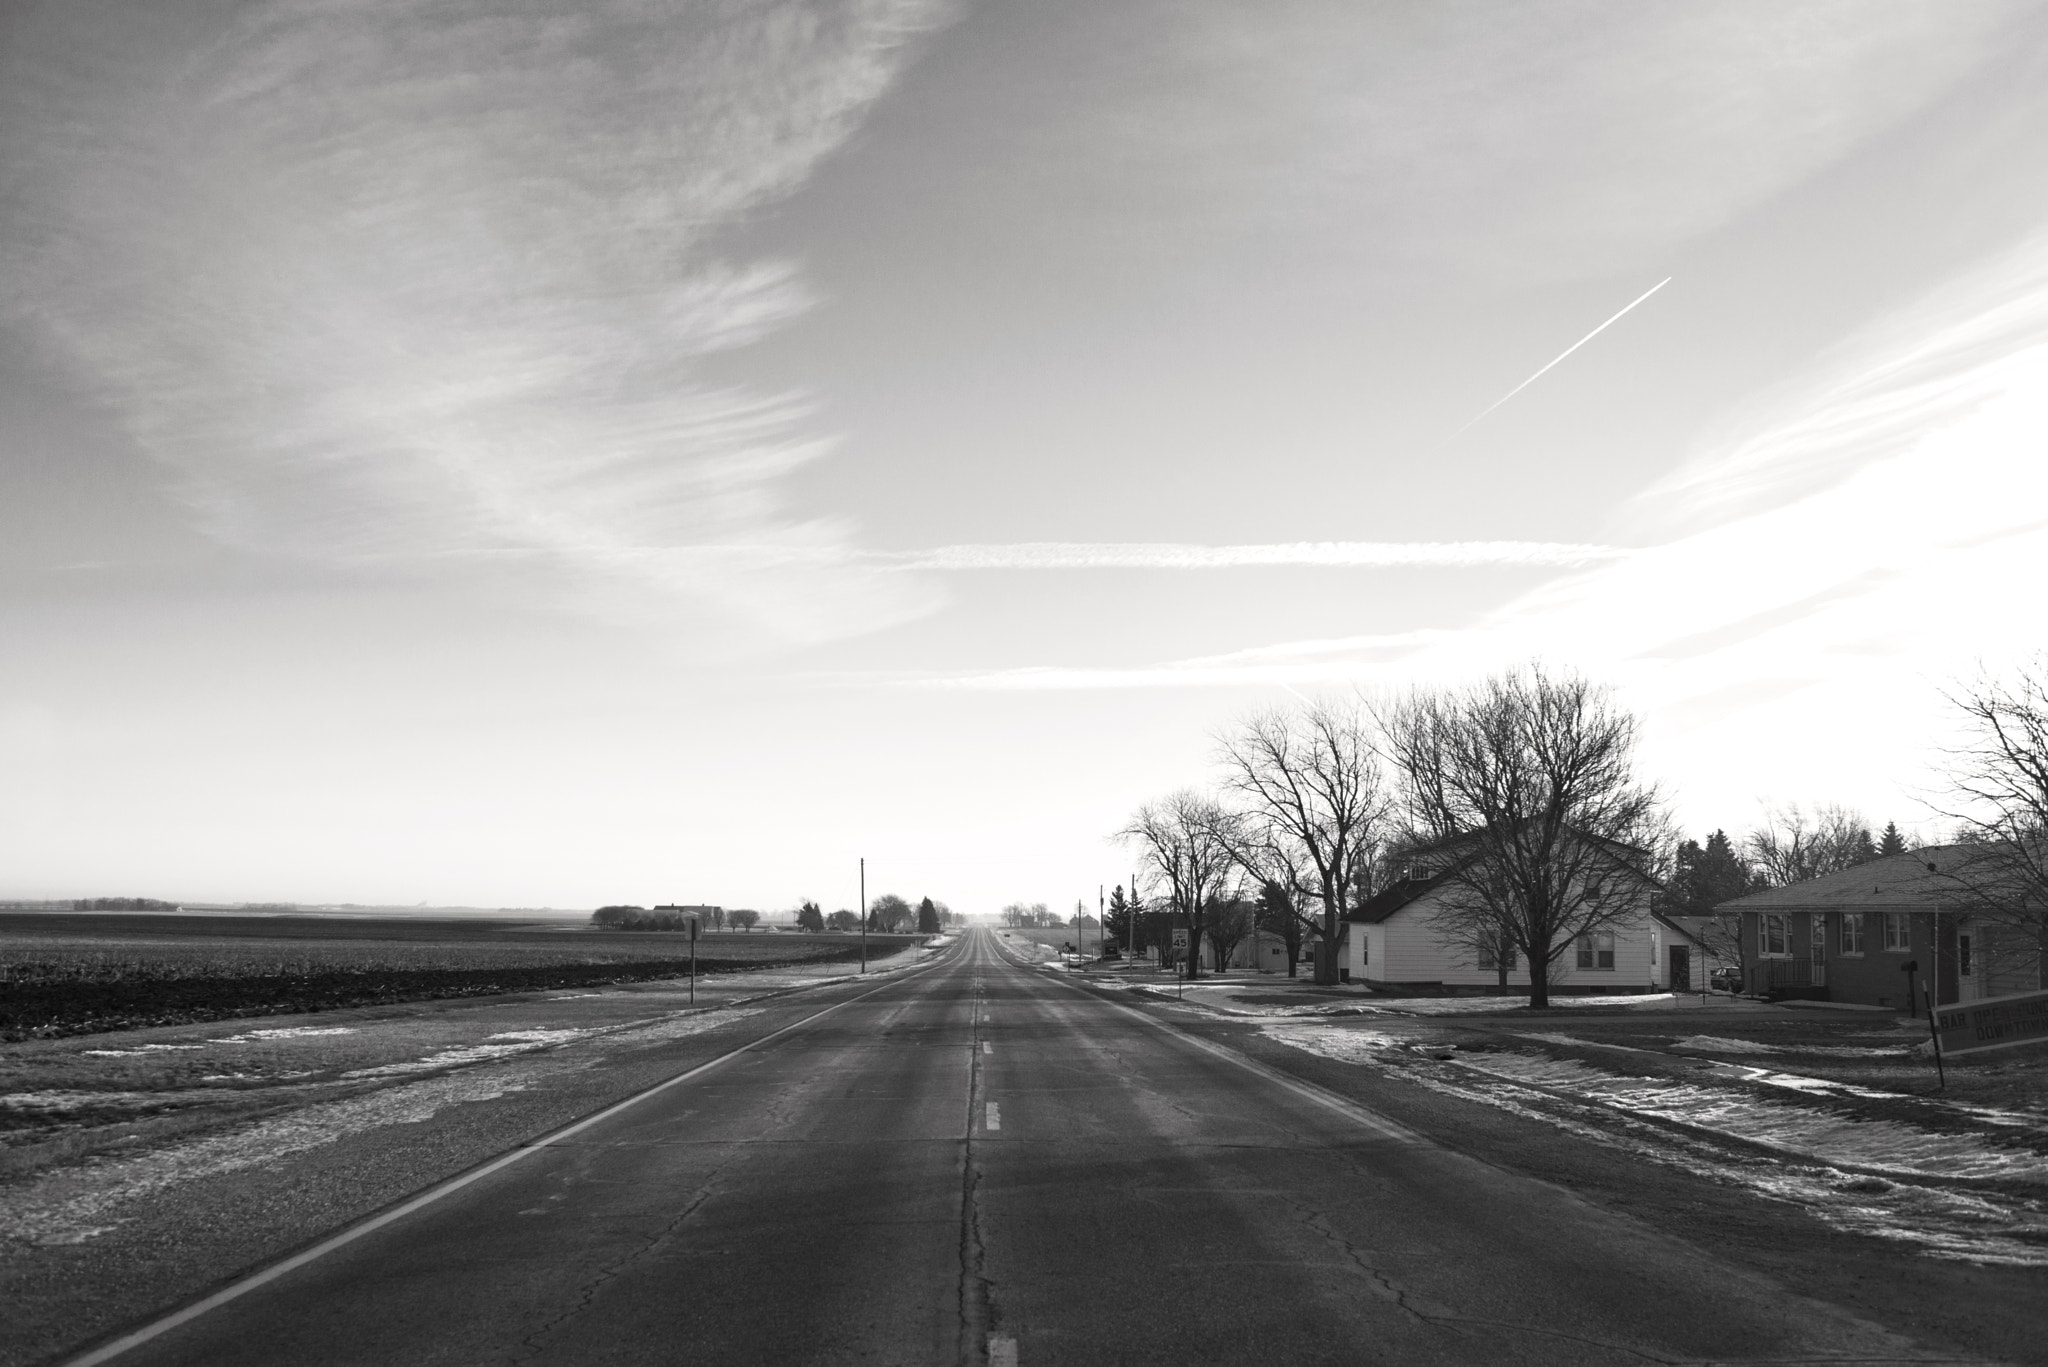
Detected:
left=0, top=0, right=953, bottom=642
left=1086, top=1, right=2030, bottom=287
left=923, top=227, right=2048, bottom=819
left=884, top=541, right=1626, bottom=571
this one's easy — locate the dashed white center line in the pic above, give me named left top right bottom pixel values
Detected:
left=982, top=1041, right=993, bottom=1054
left=988, top=1334, right=1019, bottom=1365
left=985, top=1102, right=1001, bottom=1131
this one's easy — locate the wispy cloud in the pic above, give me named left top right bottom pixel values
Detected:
left=0, top=0, right=953, bottom=642
left=883, top=542, right=1627, bottom=571
left=926, top=226, right=2048, bottom=823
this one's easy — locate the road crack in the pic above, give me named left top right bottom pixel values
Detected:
left=506, top=1148, right=741, bottom=1364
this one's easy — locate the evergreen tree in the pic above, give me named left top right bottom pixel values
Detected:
left=917, top=896, right=941, bottom=934
left=1106, top=884, right=1135, bottom=952
left=795, top=899, right=825, bottom=933
left=1878, top=821, right=1907, bottom=856
left=1254, top=880, right=1309, bottom=978
left=1668, top=829, right=1755, bottom=912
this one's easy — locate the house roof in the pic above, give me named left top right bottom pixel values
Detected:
left=1344, top=874, right=1448, bottom=925
left=1650, top=910, right=1702, bottom=943
left=1714, top=845, right=1994, bottom=913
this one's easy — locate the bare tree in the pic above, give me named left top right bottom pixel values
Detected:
left=1217, top=699, right=1389, bottom=985
left=1118, top=790, right=1237, bottom=979
left=1744, top=803, right=1874, bottom=886
left=730, top=908, right=760, bottom=932
left=1934, top=657, right=2048, bottom=939
left=1380, top=665, right=1663, bottom=1008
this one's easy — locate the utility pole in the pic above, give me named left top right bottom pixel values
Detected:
left=860, top=856, right=867, bottom=974
left=1098, top=884, right=1105, bottom=960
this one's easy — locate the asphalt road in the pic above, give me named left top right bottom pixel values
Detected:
left=69, top=928, right=1977, bottom=1366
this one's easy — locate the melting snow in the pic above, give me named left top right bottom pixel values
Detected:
left=0, top=1067, right=545, bottom=1246
left=341, top=1029, right=595, bottom=1079
left=1670, top=1034, right=1906, bottom=1059
left=1261, top=1022, right=2048, bottom=1266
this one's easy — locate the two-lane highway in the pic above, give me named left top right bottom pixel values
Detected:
left=71, top=928, right=1965, bottom=1365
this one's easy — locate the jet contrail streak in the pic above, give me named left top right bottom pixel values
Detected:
left=1454, top=276, right=1672, bottom=436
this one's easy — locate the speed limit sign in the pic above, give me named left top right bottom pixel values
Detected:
left=1171, top=928, right=1189, bottom=950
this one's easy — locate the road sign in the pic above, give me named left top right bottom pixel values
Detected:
left=1171, top=928, right=1189, bottom=950
left=1932, top=987, right=2048, bottom=1058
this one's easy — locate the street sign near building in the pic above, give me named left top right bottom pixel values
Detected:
left=1932, top=987, right=2048, bottom=1058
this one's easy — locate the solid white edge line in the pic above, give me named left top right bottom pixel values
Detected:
left=61, top=947, right=959, bottom=1367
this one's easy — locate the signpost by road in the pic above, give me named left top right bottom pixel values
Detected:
left=1931, top=986, right=2048, bottom=1059
left=653, top=905, right=701, bottom=1003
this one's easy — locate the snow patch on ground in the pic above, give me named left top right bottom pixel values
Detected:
left=209, top=1027, right=359, bottom=1042
left=78, top=1044, right=204, bottom=1057
left=0, top=1006, right=764, bottom=1246
left=0, top=1066, right=546, bottom=1246
left=341, top=1029, right=594, bottom=1079
left=1671, top=1034, right=1907, bottom=1059
left=1449, top=1052, right=2048, bottom=1183
left=1261, top=1022, right=2048, bottom=1266
left=607, top=1008, right=761, bottom=1046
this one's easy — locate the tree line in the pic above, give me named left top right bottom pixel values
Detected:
left=591, top=905, right=759, bottom=931
left=1116, top=655, right=2048, bottom=1007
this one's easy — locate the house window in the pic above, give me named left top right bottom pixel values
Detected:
left=1575, top=930, right=1615, bottom=969
left=1839, top=913, right=1864, bottom=955
left=1478, top=939, right=1517, bottom=971
left=1761, top=914, right=1790, bottom=957
left=1882, top=914, right=1911, bottom=952
left=1958, top=934, right=1973, bottom=977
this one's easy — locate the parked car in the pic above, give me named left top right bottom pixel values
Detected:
left=1709, top=966, right=1743, bottom=994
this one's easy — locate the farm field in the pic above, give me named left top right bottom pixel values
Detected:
left=0, top=912, right=911, bottom=1039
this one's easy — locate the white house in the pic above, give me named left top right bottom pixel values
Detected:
left=1338, top=866, right=1664, bottom=994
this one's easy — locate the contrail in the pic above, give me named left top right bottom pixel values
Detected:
left=1454, top=277, right=1672, bottom=436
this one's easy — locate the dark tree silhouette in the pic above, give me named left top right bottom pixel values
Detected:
left=1381, top=665, right=1663, bottom=1008
left=1217, top=699, right=1389, bottom=985
left=1119, top=790, right=1236, bottom=979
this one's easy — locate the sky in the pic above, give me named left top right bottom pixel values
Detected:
left=3, top=0, right=2046, bottom=914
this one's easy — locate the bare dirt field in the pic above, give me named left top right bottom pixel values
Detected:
left=0, top=912, right=909, bottom=1039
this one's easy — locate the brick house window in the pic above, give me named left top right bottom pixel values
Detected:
left=1839, top=913, right=1864, bottom=955
left=1761, top=914, right=1790, bottom=957
left=1575, top=930, right=1615, bottom=969
left=1883, top=914, right=1911, bottom=951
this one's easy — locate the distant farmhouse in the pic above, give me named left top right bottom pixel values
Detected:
left=1722, top=846, right=2045, bottom=1009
